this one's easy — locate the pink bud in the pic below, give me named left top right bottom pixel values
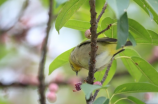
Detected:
left=46, top=92, right=57, bottom=103
left=49, top=83, right=59, bottom=92
left=93, top=81, right=102, bottom=86
left=85, top=29, right=91, bottom=39
left=145, top=93, right=153, bottom=100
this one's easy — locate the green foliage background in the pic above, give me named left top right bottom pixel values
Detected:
left=1, top=0, right=158, bottom=104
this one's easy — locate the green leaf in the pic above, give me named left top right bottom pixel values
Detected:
left=101, top=17, right=115, bottom=29
left=146, top=8, right=154, bottom=19
left=111, top=96, right=130, bottom=104
left=133, top=0, right=158, bottom=24
left=128, top=32, right=137, bottom=46
left=56, top=0, right=68, bottom=8
left=94, top=60, right=117, bottom=86
left=130, top=29, right=158, bottom=45
left=107, top=0, right=130, bottom=19
left=101, top=17, right=117, bottom=38
left=114, top=83, right=158, bottom=94
left=49, top=48, right=74, bottom=75
left=139, top=30, right=158, bottom=45
left=64, top=20, right=90, bottom=31
left=107, top=0, right=130, bottom=49
left=147, top=0, right=158, bottom=14
left=127, top=96, right=145, bottom=104
left=0, top=0, right=6, bottom=6
left=131, top=56, right=158, bottom=86
left=93, top=97, right=106, bottom=104
left=128, top=19, right=152, bottom=43
left=55, top=0, right=87, bottom=33
left=81, top=83, right=108, bottom=100
left=116, top=12, right=129, bottom=49
left=148, top=30, right=158, bottom=45
left=119, top=48, right=142, bottom=82
left=104, top=99, right=109, bottom=104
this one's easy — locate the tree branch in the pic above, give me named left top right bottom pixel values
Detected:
left=86, top=1, right=109, bottom=104
left=0, top=82, right=31, bottom=88
left=38, top=0, right=53, bottom=104
left=87, top=0, right=97, bottom=85
left=86, top=0, right=98, bottom=103
left=96, top=2, right=108, bottom=23
left=93, top=57, right=115, bottom=100
left=97, top=24, right=112, bottom=36
left=0, top=81, right=69, bottom=88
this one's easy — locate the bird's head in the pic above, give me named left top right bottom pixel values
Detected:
left=69, top=58, right=82, bottom=76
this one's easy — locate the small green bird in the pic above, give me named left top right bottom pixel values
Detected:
left=69, top=37, right=132, bottom=75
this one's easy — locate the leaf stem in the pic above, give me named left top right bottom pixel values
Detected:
left=113, top=98, right=127, bottom=104
left=106, top=89, right=110, bottom=98
left=115, top=56, right=131, bottom=59
left=109, top=94, right=115, bottom=104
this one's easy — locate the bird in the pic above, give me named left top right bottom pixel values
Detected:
left=69, top=37, right=132, bottom=75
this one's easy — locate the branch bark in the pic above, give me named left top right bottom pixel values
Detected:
left=86, top=0, right=98, bottom=103
left=87, top=0, right=97, bottom=85
left=97, top=24, right=112, bottom=36
left=0, top=81, right=69, bottom=88
left=38, top=0, right=53, bottom=104
left=86, top=1, right=109, bottom=104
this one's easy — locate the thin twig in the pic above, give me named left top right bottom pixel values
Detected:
left=93, top=49, right=125, bottom=100
left=93, top=57, right=115, bottom=100
left=0, top=81, right=69, bottom=88
left=0, top=82, right=31, bottom=88
left=38, top=0, right=53, bottom=104
left=97, top=24, right=112, bottom=36
left=96, top=2, right=108, bottom=23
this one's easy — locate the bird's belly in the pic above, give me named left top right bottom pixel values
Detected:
left=79, top=51, right=112, bottom=70
left=95, top=51, right=112, bottom=70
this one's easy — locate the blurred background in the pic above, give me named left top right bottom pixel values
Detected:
left=0, top=0, right=158, bottom=104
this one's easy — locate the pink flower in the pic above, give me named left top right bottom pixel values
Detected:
left=73, top=82, right=82, bottom=92
left=93, top=81, right=102, bottom=86
left=46, top=92, right=57, bottom=103
left=48, top=83, right=59, bottom=92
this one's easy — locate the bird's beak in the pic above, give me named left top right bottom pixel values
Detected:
left=76, top=71, right=78, bottom=76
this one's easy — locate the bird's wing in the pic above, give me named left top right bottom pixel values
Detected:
left=78, top=37, right=117, bottom=48
left=97, top=37, right=117, bottom=43
left=77, top=37, right=132, bottom=48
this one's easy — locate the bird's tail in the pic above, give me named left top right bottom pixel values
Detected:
left=113, top=41, right=133, bottom=57
left=125, top=41, right=133, bottom=46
